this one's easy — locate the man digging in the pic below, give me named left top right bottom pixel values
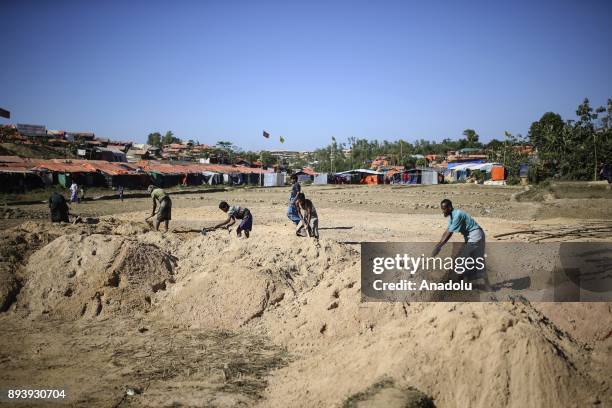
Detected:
left=145, top=185, right=172, bottom=232
left=295, top=192, right=319, bottom=239
left=432, top=198, right=492, bottom=291
left=206, top=201, right=253, bottom=238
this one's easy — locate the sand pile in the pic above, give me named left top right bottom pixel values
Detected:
left=259, top=298, right=610, bottom=407
left=134, top=228, right=610, bottom=407
left=157, top=231, right=356, bottom=330
left=242, top=239, right=610, bottom=407
left=0, top=222, right=67, bottom=311
left=175, top=233, right=608, bottom=407
left=1, top=219, right=610, bottom=407
left=18, top=233, right=176, bottom=319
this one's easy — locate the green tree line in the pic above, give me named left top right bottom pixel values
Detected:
left=528, top=98, right=611, bottom=181
left=144, top=97, right=610, bottom=181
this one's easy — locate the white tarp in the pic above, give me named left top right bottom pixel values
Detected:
left=336, top=168, right=383, bottom=175
left=264, top=173, right=284, bottom=187
left=420, top=170, right=438, bottom=185
left=452, top=162, right=499, bottom=172
left=314, top=173, right=329, bottom=184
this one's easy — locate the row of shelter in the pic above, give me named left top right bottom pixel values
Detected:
left=307, top=164, right=507, bottom=186
left=308, top=168, right=442, bottom=185
left=0, top=154, right=510, bottom=193
left=0, top=156, right=276, bottom=193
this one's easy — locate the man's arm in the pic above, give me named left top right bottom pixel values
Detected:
left=303, top=205, right=312, bottom=225
left=297, top=203, right=306, bottom=221
left=213, top=216, right=234, bottom=229
left=432, top=230, right=453, bottom=256
left=146, top=197, right=157, bottom=219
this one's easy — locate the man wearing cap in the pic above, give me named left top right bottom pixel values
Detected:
left=146, top=185, right=172, bottom=232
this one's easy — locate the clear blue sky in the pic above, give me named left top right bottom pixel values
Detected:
left=2, top=0, right=611, bottom=151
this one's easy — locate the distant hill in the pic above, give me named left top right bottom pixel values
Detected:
left=0, top=143, right=76, bottom=159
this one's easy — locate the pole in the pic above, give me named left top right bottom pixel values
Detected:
left=260, top=151, right=263, bottom=186
left=594, top=133, right=597, bottom=181
left=330, top=136, right=334, bottom=173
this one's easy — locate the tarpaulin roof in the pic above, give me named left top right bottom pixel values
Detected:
left=32, top=159, right=92, bottom=172
left=447, top=160, right=486, bottom=169
left=301, top=167, right=318, bottom=176
left=407, top=167, right=440, bottom=172
left=336, top=168, right=383, bottom=175
left=34, top=161, right=95, bottom=173
left=451, top=162, right=501, bottom=171
left=0, top=156, right=274, bottom=176
left=84, top=161, right=139, bottom=176
left=137, top=161, right=273, bottom=175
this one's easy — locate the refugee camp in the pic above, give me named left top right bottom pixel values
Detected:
left=1, top=1, right=611, bottom=407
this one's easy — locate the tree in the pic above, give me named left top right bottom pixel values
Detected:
left=401, top=156, right=417, bottom=169
left=162, top=131, right=181, bottom=146
left=415, top=158, right=428, bottom=168
left=215, top=141, right=235, bottom=164
left=528, top=112, right=564, bottom=153
left=462, top=129, right=480, bottom=147
left=259, top=151, right=277, bottom=167
left=527, top=97, right=612, bottom=181
left=487, top=132, right=529, bottom=184
left=485, top=139, right=504, bottom=151
left=147, top=132, right=162, bottom=147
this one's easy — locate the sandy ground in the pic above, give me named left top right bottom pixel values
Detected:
left=0, top=183, right=611, bottom=407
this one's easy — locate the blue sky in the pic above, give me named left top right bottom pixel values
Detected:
left=2, top=0, right=611, bottom=150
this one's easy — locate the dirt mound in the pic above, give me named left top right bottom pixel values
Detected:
left=2, top=216, right=610, bottom=407
left=260, top=298, right=609, bottom=407
left=0, top=222, right=63, bottom=311
left=533, top=302, right=612, bottom=343
left=18, top=234, right=176, bottom=319
left=143, top=230, right=610, bottom=407
left=158, top=232, right=356, bottom=330
left=236, top=238, right=610, bottom=407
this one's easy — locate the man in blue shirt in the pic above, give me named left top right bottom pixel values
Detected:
left=432, top=199, right=492, bottom=291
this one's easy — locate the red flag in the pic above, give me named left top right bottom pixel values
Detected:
left=263, top=130, right=270, bottom=138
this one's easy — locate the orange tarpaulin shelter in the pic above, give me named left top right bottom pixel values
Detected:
left=491, top=165, right=505, bottom=181
left=360, top=174, right=383, bottom=185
